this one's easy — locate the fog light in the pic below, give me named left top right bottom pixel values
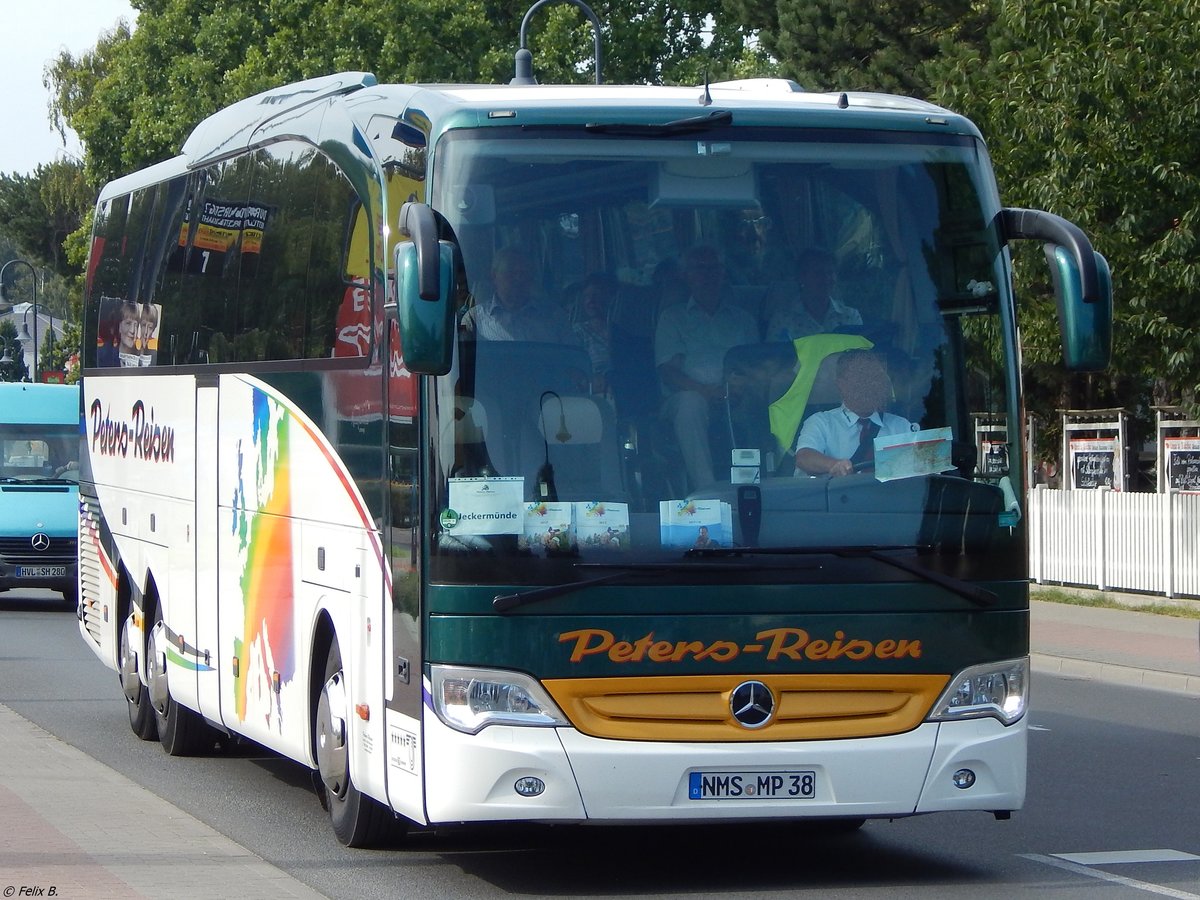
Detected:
left=952, top=768, right=976, bottom=789
left=514, top=776, right=546, bottom=797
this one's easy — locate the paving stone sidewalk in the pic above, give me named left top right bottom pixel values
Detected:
left=0, top=703, right=327, bottom=900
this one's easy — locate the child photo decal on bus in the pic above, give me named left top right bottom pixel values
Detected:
left=138, top=302, right=162, bottom=366
left=95, top=298, right=162, bottom=367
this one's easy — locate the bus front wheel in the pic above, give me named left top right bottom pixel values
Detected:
left=315, top=640, right=405, bottom=847
left=147, top=604, right=214, bottom=756
left=119, top=611, right=157, bottom=741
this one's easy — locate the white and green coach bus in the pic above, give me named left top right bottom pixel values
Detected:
left=77, top=32, right=1110, bottom=846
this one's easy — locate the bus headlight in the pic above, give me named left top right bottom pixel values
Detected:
left=430, top=665, right=569, bottom=734
left=928, top=658, right=1028, bottom=726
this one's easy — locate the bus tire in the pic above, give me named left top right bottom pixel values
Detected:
left=315, top=640, right=405, bottom=847
left=119, top=610, right=158, bottom=741
left=147, top=603, right=213, bottom=756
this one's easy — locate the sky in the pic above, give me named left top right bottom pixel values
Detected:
left=0, top=1, right=137, bottom=176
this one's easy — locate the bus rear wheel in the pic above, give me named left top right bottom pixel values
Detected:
left=119, top=611, right=157, bottom=741
left=315, top=640, right=405, bottom=847
left=147, top=604, right=214, bottom=756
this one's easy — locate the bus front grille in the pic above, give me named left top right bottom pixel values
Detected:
left=542, top=673, right=951, bottom=742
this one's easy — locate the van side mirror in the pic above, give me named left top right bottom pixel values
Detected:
left=999, top=207, right=1113, bottom=372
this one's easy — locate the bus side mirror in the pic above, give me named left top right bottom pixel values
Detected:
left=395, top=240, right=455, bottom=375
left=395, top=202, right=456, bottom=375
left=1044, top=244, right=1112, bottom=372
left=999, top=207, right=1113, bottom=372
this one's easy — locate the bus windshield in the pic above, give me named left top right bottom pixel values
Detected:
left=428, top=126, right=1017, bottom=585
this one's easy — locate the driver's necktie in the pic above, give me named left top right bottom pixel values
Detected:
left=850, top=417, right=880, bottom=466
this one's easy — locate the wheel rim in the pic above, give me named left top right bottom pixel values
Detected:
left=316, top=670, right=349, bottom=799
left=146, top=620, right=169, bottom=714
left=119, top=617, right=142, bottom=703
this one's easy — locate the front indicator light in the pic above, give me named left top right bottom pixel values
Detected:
left=430, top=665, right=569, bottom=734
left=928, top=658, right=1028, bottom=726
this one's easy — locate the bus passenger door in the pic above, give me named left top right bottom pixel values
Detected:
left=193, top=374, right=222, bottom=725
left=384, top=317, right=427, bottom=824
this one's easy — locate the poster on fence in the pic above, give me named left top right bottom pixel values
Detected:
left=1164, top=438, right=1200, bottom=493
left=1069, top=437, right=1121, bottom=490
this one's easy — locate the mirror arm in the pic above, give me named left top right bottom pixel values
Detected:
left=399, top=201, right=441, bottom=300
left=998, top=207, right=1101, bottom=303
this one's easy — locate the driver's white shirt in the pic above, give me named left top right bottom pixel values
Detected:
left=794, top=404, right=914, bottom=460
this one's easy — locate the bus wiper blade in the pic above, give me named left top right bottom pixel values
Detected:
left=686, top=545, right=997, bottom=608
left=861, top=551, right=997, bottom=608
left=494, top=569, right=643, bottom=613
left=493, top=561, right=745, bottom=613
left=584, top=110, right=733, bottom=136
left=686, top=544, right=913, bottom=559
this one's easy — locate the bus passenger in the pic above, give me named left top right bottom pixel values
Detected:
left=460, top=246, right=577, bottom=345
left=655, top=245, right=759, bottom=491
left=568, top=272, right=618, bottom=395
left=765, top=248, right=862, bottom=342
left=794, top=350, right=913, bottom=477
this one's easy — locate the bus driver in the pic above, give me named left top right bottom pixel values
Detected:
left=794, top=349, right=914, bottom=477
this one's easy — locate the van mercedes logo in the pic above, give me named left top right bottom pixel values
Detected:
left=31, top=533, right=51, bottom=552
left=730, top=680, right=774, bottom=729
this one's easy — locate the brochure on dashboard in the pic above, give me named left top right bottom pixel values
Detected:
left=659, top=498, right=733, bottom=548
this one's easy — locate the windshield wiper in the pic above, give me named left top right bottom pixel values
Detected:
left=493, top=560, right=746, bottom=613
left=686, top=545, right=998, bottom=608
left=584, top=110, right=733, bottom=136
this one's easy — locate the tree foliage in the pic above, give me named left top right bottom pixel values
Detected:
left=725, top=0, right=992, bottom=96
left=930, top=0, right=1200, bottom=422
left=46, top=0, right=763, bottom=184
left=0, top=160, right=92, bottom=276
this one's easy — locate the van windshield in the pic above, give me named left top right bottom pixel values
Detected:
left=425, top=126, right=1020, bottom=586
left=0, top=424, right=80, bottom=482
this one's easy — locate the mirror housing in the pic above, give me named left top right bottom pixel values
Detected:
left=1044, top=244, right=1112, bottom=372
left=395, top=201, right=456, bottom=375
left=999, top=207, right=1112, bottom=371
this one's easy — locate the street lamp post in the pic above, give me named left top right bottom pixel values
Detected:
left=1, top=259, right=38, bottom=381
left=0, top=334, right=23, bottom=381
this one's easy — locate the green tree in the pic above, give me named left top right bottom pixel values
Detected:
left=930, top=0, right=1200, bottom=423
left=724, top=0, right=992, bottom=96
left=47, top=0, right=761, bottom=185
left=41, top=319, right=82, bottom=384
left=0, top=161, right=93, bottom=327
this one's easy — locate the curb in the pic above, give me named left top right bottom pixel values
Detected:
left=1031, top=652, right=1200, bottom=697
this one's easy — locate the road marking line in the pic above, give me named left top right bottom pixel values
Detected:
left=1020, top=853, right=1200, bottom=899
left=1055, top=850, right=1200, bottom=865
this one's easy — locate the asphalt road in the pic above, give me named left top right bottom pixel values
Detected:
left=3, top=590, right=1199, bottom=899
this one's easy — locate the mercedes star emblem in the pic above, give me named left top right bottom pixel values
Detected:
left=730, top=680, right=775, bottom=729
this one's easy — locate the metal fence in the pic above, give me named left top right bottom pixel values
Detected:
left=1029, top=487, right=1200, bottom=599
